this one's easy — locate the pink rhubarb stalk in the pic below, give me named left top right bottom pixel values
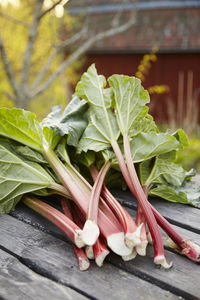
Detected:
left=93, top=237, right=110, bottom=267
left=123, top=134, right=171, bottom=267
left=136, top=204, right=148, bottom=256
left=111, top=138, right=171, bottom=268
left=73, top=246, right=90, bottom=271
left=101, top=183, right=142, bottom=248
left=23, top=196, right=84, bottom=248
left=60, top=199, right=90, bottom=270
left=151, top=204, right=200, bottom=262
left=82, top=161, right=111, bottom=246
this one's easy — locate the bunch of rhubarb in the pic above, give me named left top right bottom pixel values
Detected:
left=0, top=64, right=199, bottom=271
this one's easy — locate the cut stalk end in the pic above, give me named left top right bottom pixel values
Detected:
left=73, top=246, right=90, bottom=271
left=122, top=248, right=137, bottom=261
left=79, top=258, right=90, bottom=271
left=85, top=245, right=94, bottom=259
left=82, top=220, right=100, bottom=246
left=125, top=223, right=143, bottom=248
left=154, top=255, right=173, bottom=269
left=147, top=231, right=153, bottom=245
left=95, top=249, right=110, bottom=267
left=181, top=240, right=200, bottom=262
left=107, top=232, right=133, bottom=256
left=167, top=238, right=200, bottom=262
left=136, top=240, right=148, bottom=256
left=74, top=230, right=85, bottom=248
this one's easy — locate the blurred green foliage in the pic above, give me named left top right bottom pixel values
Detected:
left=0, top=1, right=83, bottom=117
left=176, top=138, right=200, bottom=173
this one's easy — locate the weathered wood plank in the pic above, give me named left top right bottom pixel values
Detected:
left=112, top=189, right=200, bottom=233
left=109, top=246, right=200, bottom=299
left=0, top=214, right=180, bottom=300
left=0, top=249, right=88, bottom=300
left=10, top=206, right=200, bottom=299
left=11, top=203, right=66, bottom=240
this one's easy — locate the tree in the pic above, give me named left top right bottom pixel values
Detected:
left=0, top=0, right=136, bottom=115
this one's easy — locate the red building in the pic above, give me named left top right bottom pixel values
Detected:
left=68, top=0, right=200, bottom=124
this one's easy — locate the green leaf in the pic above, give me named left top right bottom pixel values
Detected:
left=149, top=180, right=200, bottom=208
left=42, top=95, right=88, bottom=147
left=130, top=132, right=181, bottom=163
left=15, top=145, right=47, bottom=164
left=147, top=157, right=186, bottom=187
left=0, top=195, right=22, bottom=214
left=0, top=108, right=43, bottom=152
left=0, top=139, right=54, bottom=213
left=138, top=158, right=155, bottom=186
left=149, top=185, right=190, bottom=205
left=172, top=128, right=189, bottom=147
left=32, top=188, right=55, bottom=197
left=42, top=126, right=61, bottom=151
left=55, top=138, right=71, bottom=164
left=76, top=151, right=95, bottom=168
left=76, top=64, right=120, bottom=152
left=158, top=151, right=177, bottom=161
left=175, top=180, right=200, bottom=208
left=77, top=120, right=111, bottom=153
left=108, top=74, right=150, bottom=136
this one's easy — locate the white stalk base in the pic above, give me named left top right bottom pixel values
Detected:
left=107, top=232, right=133, bottom=256
left=154, top=255, right=173, bottom=269
left=75, top=230, right=85, bottom=248
left=122, top=248, right=137, bottom=261
left=79, top=258, right=90, bottom=271
left=82, top=220, right=100, bottom=246
left=85, top=245, right=94, bottom=259
left=147, top=232, right=153, bottom=244
left=125, top=223, right=143, bottom=248
left=136, top=240, right=148, bottom=256
left=95, top=251, right=110, bottom=267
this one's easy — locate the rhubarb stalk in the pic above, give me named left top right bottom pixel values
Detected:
left=136, top=204, right=148, bottom=256
left=60, top=199, right=90, bottom=270
left=93, top=237, right=110, bottom=267
left=123, top=134, right=171, bottom=267
left=23, top=196, right=84, bottom=248
left=82, top=160, right=111, bottom=246
left=151, top=204, right=200, bottom=262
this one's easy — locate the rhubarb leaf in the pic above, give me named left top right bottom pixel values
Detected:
left=56, top=138, right=71, bottom=164
left=76, top=64, right=120, bottom=152
left=144, top=156, right=186, bottom=187
left=172, top=129, right=189, bottom=147
left=42, top=95, right=88, bottom=147
left=175, top=180, right=200, bottom=208
left=149, top=180, right=200, bottom=208
left=0, top=139, right=54, bottom=213
left=138, top=158, right=154, bottom=186
left=130, top=132, right=181, bottom=163
left=15, top=145, right=47, bottom=164
left=149, top=185, right=190, bottom=205
left=77, top=120, right=111, bottom=153
left=76, top=151, right=95, bottom=168
left=42, top=126, right=61, bottom=151
left=0, top=195, right=22, bottom=214
left=0, top=108, right=43, bottom=152
left=108, top=74, right=150, bottom=136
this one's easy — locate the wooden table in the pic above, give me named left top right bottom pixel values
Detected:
left=0, top=190, right=200, bottom=300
